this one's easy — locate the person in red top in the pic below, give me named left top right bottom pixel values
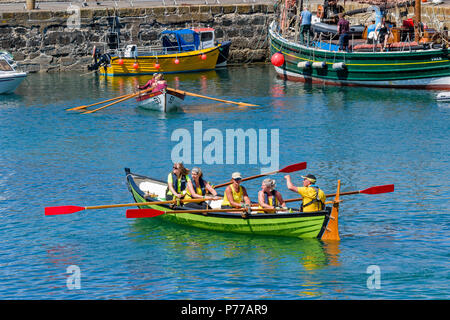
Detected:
left=136, top=73, right=157, bottom=91
left=337, top=13, right=350, bottom=52
left=152, top=73, right=168, bottom=92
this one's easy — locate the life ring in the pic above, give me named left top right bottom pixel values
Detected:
left=317, top=5, right=324, bottom=19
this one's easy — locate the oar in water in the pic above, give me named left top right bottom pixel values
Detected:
left=284, top=184, right=395, bottom=203
left=126, top=207, right=277, bottom=218
left=66, top=93, right=134, bottom=111
left=213, top=162, right=307, bottom=189
left=44, top=197, right=211, bottom=216
left=168, top=87, right=258, bottom=107
left=82, top=88, right=153, bottom=114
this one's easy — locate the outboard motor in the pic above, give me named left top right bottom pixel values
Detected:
left=87, top=46, right=111, bottom=71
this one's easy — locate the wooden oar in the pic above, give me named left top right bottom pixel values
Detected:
left=126, top=207, right=277, bottom=218
left=213, top=162, right=307, bottom=189
left=284, top=184, right=395, bottom=203
left=168, top=87, right=258, bottom=107
left=44, top=197, right=211, bottom=216
left=82, top=88, right=153, bottom=114
left=66, top=93, right=134, bottom=111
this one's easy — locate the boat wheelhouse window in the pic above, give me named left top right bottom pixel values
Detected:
left=179, top=33, right=196, bottom=51
left=0, top=60, right=13, bottom=71
left=200, top=32, right=213, bottom=42
left=161, top=33, right=179, bottom=52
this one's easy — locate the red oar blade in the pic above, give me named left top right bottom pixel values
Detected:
left=45, top=205, right=85, bottom=216
left=126, top=208, right=165, bottom=218
left=360, top=184, right=395, bottom=195
left=279, top=162, right=307, bottom=173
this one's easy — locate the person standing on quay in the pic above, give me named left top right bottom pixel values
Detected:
left=299, top=6, right=312, bottom=45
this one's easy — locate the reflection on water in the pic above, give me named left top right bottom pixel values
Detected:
left=126, top=218, right=343, bottom=298
left=131, top=217, right=340, bottom=271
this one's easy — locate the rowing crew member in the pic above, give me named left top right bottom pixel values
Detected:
left=284, top=174, right=326, bottom=212
left=166, top=162, right=190, bottom=201
left=136, top=73, right=157, bottom=91
left=221, top=172, right=252, bottom=212
left=136, top=73, right=167, bottom=92
left=184, top=167, right=220, bottom=208
left=258, top=178, right=287, bottom=212
left=152, top=73, right=167, bottom=92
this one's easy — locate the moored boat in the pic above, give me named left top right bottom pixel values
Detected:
left=269, top=1, right=450, bottom=90
left=89, top=27, right=230, bottom=76
left=436, top=91, right=450, bottom=101
left=135, top=88, right=185, bottom=112
left=0, top=55, right=27, bottom=94
left=124, top=168, right=340, bottom=239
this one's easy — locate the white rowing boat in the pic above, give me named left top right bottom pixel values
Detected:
left=135, top=88, right=185, bottom=112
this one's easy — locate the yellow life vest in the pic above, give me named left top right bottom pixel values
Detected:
left=167, top=173, right=190, bottom=196
left=297, top=186, right=326, bottom=212
left=258, top=190, right=278, bottom=212
left=221, top=184, right=243, bottom=207
left=184, top=178, right=207, bottom=200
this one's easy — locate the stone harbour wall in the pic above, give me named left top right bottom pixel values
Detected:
left=1, top=2, right=449, bottom=73
left=0, top=4, right=275, bottom=72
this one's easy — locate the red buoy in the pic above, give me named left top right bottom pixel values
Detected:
left=201, top=54, right=207, bottom=60
left=174, top=58, right=180, bottom=65
left=118, top=59, right=124, bottom=65
left=132, top=63, right=139, bottom=69
left=155, top=63, right=160, bottom=69
left=271, top=52, right=285, bottom=67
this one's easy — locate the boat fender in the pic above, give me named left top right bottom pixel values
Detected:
left=297, top=61, right=311, bottom=69
left=332, top=62, right=346, bottom=70
left=312, top=61, right=326, bottom=69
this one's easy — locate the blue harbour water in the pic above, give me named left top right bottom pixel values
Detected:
left=0, top=65, right=449, bottom=299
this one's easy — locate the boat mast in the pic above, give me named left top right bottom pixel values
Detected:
left=414, top=0, right=421, bottom=41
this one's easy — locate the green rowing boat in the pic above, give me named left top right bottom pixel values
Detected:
left=125, top=168, right=342, bottom=240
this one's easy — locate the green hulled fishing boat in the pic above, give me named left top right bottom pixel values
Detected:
left=269, top=0, right=450, bottom=90
left=124, top=168, right=340, bottom=240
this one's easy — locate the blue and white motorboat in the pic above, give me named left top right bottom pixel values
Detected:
left=0, top=52, right=27, bottom=94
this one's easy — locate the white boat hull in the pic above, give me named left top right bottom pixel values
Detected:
left=136, top=89, right=185, bottom=112
left=0, top=72, right=27, bottom=94
left=436, top=91, right=450, bottom=101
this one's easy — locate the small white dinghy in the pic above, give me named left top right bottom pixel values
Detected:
left=135, top=88, right=185, bottom=112
left=436, top=92, right=450, bottom=102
